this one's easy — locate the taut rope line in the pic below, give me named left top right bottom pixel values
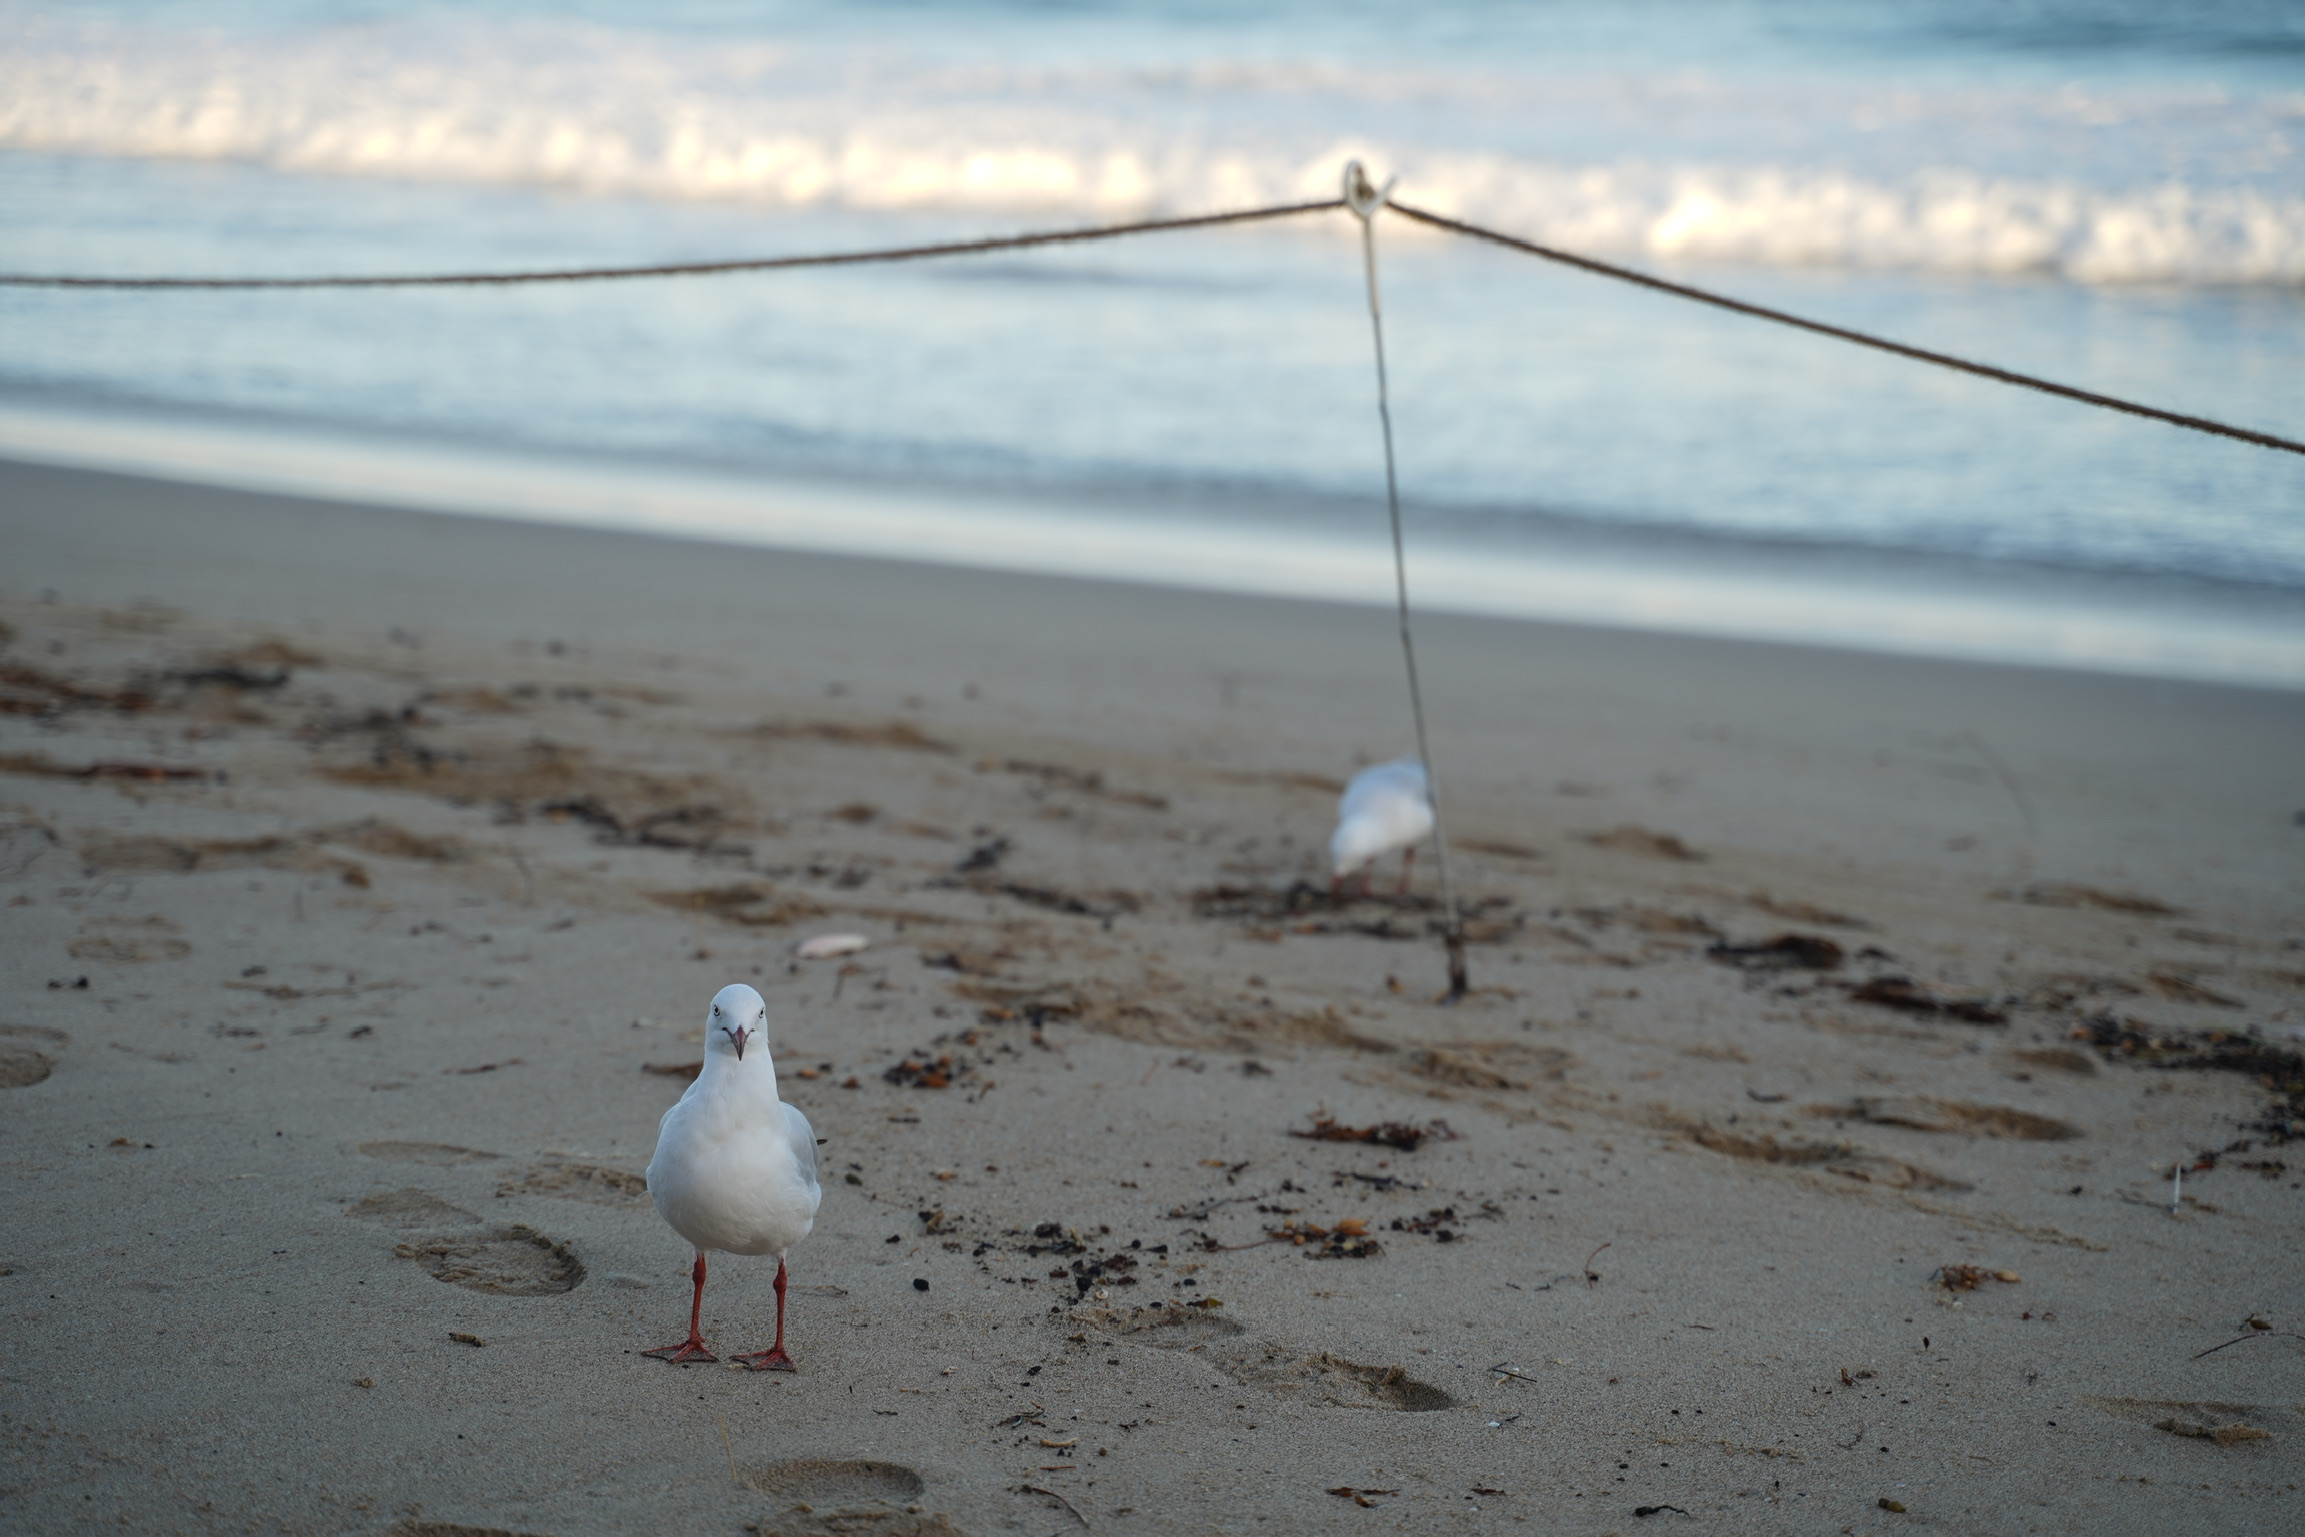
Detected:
left=1386, top=200, right=2305, bottom=458
left=1345, top=161, right=1469, bottom=1002
left=2, top=187, right=2291, bottom=457
left=0, top=200, right=1345, bottom=289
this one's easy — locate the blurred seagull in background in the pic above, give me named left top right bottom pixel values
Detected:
left=1331, top=759, right=1434, bottom=896
left=643, top=982, right=822, bottom=1370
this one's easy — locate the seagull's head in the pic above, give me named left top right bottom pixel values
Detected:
left=705, top=983, right=769, bottom=1063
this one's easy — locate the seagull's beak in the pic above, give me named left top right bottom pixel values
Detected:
left=726, top=1024, right=748, bottom=1060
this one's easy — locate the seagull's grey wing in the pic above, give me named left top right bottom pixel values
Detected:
left=1400, top=759, right=1430, bottom=804
left=783, top=1099, right=821, bottom=1196
left=1339, top=760, right=1424, bottom=821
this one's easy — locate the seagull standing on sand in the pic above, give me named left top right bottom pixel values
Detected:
left=1331, top=760, right=1434, bottom=896
left=644, top=982, right=821, bottom=1370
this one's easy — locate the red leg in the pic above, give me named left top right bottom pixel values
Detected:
left=1397, top=845, right=1416, bottom=895
left=644, top=1251, right=718, bottom=1364
left=734, top=1259, right=797, bottom=1372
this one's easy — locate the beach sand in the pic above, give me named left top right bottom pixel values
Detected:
left=2, top=456, right=2300, bottom=1535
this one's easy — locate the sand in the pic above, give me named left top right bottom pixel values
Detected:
left=1, top=455, right=2301, bottom=1536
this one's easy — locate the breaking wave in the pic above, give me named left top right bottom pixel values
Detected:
left=3, top=14, right=2302, bottom=285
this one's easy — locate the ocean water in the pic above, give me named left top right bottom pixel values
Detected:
left=2, top=1, right=2301, bottom=683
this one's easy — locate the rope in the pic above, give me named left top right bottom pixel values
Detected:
left=1386, top=200, right=2305, bottom=459
left=1345, top=162, right=1468, bottom=1002
left=0, top=200, right=1343, bottom=289
left=4, top=180, right=2289, bottom=458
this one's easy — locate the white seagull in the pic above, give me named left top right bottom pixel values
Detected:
left=643, top=982, right=822, bottom=1370
left=1330, top=759, right=1435, bottom=896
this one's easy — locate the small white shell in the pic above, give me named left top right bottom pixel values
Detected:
left=794, top=932, right=869, bottom=959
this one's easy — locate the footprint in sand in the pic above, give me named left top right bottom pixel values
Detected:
left=393, top=1226, right=584, bottom=1295
left=348, top=1166, right=588, bottom=1293
left=1660, top=1115, right=1973, bottom=1192
left=2016, top=882, right=2181, bottom=917
left=1833, top=1097, right=2080, bottom=1141
left=357, top=1140, right=506, bottom=1166
left=345, top=1189, right=480, bottom=1229
left=494, top=1157, right=649, bottom=1205
left=743, top=1459, right=924, bottom=1501
left=1582, top=825, right=1706, bottom=862
left=359, top=1141, right=646, bottom=1204
left=755, top=1509, right=959, bottom=1537
left=1073, top=1304, right=1455, bottom=1411
left=1400, top=1041, right=1572, bottom=1092
left=739, top=1462, right=953, bottom=1537
left=66, top=934, right=191, bottom=963
left=2083, top=1395, right=2291, bottom=1445
left=0, top=1024, right=67, bottom=1089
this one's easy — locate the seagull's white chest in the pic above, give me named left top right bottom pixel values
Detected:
left=647, top=1072, right=820, bottom=1258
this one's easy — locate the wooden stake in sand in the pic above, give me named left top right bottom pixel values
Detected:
left=1344, top=160, right=1468, bottom=1001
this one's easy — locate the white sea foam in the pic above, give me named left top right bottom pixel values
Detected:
left=3, top=16, right=2301, bottom=286
left=1386, top=160, right=2305, bottom=286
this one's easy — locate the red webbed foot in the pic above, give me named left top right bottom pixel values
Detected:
left=731, top=1347, right=797, bottom=1372
left=642, top=1339, right=718, bottom=1365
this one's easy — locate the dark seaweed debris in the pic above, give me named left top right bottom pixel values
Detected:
left=985, top=880, right=1139, bottom=918
left=1010, top=1222, right=1088, bottom=1258
left=166, top=665, right=291, bottom=692
left=1193, top=882, right=1520, bottom=943
left=1389, top=1207, right=1461, bottom=1241
left=2074, top=1015, right=2304, bottom=1145
left=0, top=754, right=213, bottom=783
left=537, top=797, right=732, bottom=850
left=883, top=1051, right=975, bottom=1090
left=1265, top=1219, right=1384, bottom=1259
left=955, top=836, right=1011, bottom=873
left=1329, top=1487, right=1400, bottom=1508
left=998, top=758, right=1169, bottom=810
left=1289, top=1112, right=1460, bottom=1153
left=1707, top=933, right=1844, bottom=971
left=1063, top=1249, right=1142, bottom=1296
left=0, top=662, right=155, bottom=717
left=1192, top=881, right=1351, bottom=920
left=1333, top=1170, right=1426, bottom=1193
left=1850, top=976, right=2007, bottom=1025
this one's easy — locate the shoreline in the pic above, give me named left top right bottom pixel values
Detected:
left=4, top=402, right=2299, bottom=691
